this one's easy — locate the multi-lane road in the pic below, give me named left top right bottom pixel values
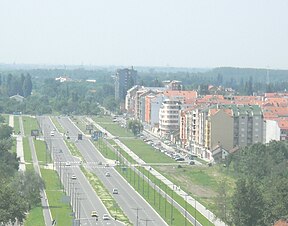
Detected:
left=39, top=116, right=167, bottom=226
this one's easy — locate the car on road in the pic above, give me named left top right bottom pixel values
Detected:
left=105, top=163, right=109, bottom=167
left=105, top=172, right=110, bottom=177
left=102, top=214, right=109, bottom=220
left=112, top=188, right=118, bottom=194
left=98, top=161, right=102, bottom=165
left=71, top=175, right=77, bottom=180
left=50, top=131, right=55, bottom=136
left=65, top=162, right=71, bottom=166
left=91, top=211, right=98, bottom=218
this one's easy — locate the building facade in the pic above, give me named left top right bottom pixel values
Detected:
left=114, top=67, right=137, bottom=101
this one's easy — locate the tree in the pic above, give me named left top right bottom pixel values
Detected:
left=128, top=120, right=143, bottom=136
left=22, top=74, right=32, bottom=97
left=231, top=179, right=264, bottom=226
left=13, top=171, right=45, bottom=209
left=0, top=184, right=28, bottom=224
left=0, top=124, right=13, bottom=140
left=213, top=180, right=233, bottom=225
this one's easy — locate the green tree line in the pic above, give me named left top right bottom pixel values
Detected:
left=0, top=120, right=44, bottom=224
left=215, top=141, right=288, bottom=226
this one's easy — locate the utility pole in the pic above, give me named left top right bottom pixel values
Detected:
left=140, top=218, right=154, bottom=226
left=171, top=189, right=174, bottom=225
left=183, top=194, right=188, bottom=226
left=132, top=207, right=141, bottom=226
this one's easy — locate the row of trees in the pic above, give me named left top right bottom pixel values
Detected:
left=215, top=141, right=288, bottom=226
left=0, top=120, right=44, bottom=224
left=0, top=73, right=32, bottom=97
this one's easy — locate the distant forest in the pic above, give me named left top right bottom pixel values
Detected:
left=0, top=66, right=287, bottom=115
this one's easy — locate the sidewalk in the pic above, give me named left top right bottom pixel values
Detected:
left=9, top=115, right=26, bottom=171
left=86, top=117, right=226, bottom=226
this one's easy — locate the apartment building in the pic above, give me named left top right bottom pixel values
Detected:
left=125, top=85, right=140, bottom=115
left=114, top=67, right=137, bottom=101
left=159, top=99, right=181, bottom=138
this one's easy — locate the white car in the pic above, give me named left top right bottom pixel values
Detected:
left=71, top=175, right=77, bottom=180
left=112, top=188, right=118, bottom=194
left=105, top=172, right=110, bottom=177
left=65, top=162, right=71, bottom=166
left=102, top=214, right=109, bottom=220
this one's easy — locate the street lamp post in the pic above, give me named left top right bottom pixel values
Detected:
left=132, top=207, right=141, bottom=226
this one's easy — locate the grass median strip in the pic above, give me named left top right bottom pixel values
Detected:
left=116, top=165, right=194, bottom=226
left=65, top=140, right=84, bottom=162
left=34, top=139, right=51, bottom=165
left=80, top=166, right=132, bottom=226
left=51, top=116, right=65, bottom=134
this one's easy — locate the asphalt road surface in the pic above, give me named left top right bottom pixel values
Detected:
left=38, top=116, right=124, bottom=226
left=46, top=116, right=167, bottom=226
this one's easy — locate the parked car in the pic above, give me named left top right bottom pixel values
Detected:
left=175, top=157, right=185, bottom=161
left=189, top=160, right=195, bottom=165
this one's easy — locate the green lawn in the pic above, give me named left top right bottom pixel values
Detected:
left=94, top=138, right=137, bottom=164
left=34, top=139, right=51, bottom=165
left=41, top=169, right=73, bottom=226
left=121, top=138, right=175, bottom=163
left=13, top=116, right=20, bottom=134
left=139, top=167, right=213, bottom=226
left=154, top=164, right=235, bottom=208
left=22, top=116, right=39, bottom=137
left=93, top=116, right=134, bottom=138
left=11, top=138, right=17, bottom=154
left=24, top=205, right=45, bottom=226
left=23, top=137, right=32, bottom=163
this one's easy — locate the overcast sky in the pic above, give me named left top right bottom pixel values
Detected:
left=0, top=0, right=287, bottom=69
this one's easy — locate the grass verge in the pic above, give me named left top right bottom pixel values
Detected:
left=41, top=168, right=73, bottom=226
left=13, top=116, right=20, bottom=134
left=120, top=138, right=175, bottom=164
left=24, top=205, right=45, bottom=226
left=34, top=139, right=51, bottom=165
left=80, top=166, right=132, bottom=226
left=22, top=116, right=39, bottom=137
left=116, top=165, right=194, bottom=226
left=23, top=137, right=32, bottom=163
left=138, top=166, right=213, bottom=226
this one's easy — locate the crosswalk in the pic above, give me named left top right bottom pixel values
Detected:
left=54, top=161, right=116, bottom=168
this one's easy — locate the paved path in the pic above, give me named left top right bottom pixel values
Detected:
left=86, top=117, right=226, bottom=226
left=9, top=115, right=26, bottom=171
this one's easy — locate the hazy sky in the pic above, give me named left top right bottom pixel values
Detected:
left=0, top=0, right=288, bottom=69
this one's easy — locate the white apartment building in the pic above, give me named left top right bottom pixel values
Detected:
left=159, top=99, right=181, bottom=138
